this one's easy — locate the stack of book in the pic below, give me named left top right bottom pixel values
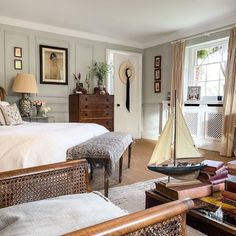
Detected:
left=198, top=160, right=228, bottom=184
left=222, top=176, right=236, bottom=206
left=227, top=160, right=236, bottom=175
left=155, top=178, right=224, bottom=200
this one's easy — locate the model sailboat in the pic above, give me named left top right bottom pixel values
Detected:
left=147, top=96, right=205, bottom=180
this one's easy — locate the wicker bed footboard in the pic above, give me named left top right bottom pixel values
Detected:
left=65, top=198, right=193, bottom=236
left=0, top=159, right=90, bottom=208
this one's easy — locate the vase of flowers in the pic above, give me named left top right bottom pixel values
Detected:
left=89, top=61, right=111, bottom=87
left=33, top=100, right=51, bottom=117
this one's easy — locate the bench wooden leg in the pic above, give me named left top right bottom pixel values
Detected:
left=104, top=166, right=109, bottom=197
left=90, top=163, right=93, bottom=180
left=119, top=155, right=123, bottom=183
left=128, top=143, right=132, bottom=168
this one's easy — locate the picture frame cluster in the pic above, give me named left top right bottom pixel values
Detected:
left=154, top=56, right=161, bottom=93
left=14, top=47, right=22, bottom=70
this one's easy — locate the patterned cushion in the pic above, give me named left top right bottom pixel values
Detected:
left=0, top=101, right=10, bottom=125
left=0, top=103, right=23, bottom=125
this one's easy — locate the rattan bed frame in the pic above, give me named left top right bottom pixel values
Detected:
left=0, top=159, right=194, bottom=235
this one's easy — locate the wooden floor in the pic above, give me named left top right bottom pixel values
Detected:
left=91, top=139, right=233, bottom=191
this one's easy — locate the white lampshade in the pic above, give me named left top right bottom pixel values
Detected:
left=12, top=73, right=39, bottom=94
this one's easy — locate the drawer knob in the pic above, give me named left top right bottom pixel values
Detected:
left=116, top=104, right=120, bottom=107
left=106, top=113, right=109, bottom=115
left=85, top=105, right=88, bottom=108
left=106, top=99, right=109, bottom=102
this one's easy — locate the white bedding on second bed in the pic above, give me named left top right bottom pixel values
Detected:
left=0, top=122, right=108, bottom=172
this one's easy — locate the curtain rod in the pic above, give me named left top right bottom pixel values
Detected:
left=171, top=23, right=236, bottom=44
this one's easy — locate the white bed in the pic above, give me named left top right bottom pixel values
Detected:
left=0, top=122, right=108, bottom=172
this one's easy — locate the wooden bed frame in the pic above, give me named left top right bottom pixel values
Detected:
left=0, top=159, right=194, bottom=235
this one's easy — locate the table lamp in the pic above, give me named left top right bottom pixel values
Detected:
left=12, top=73, right=39, bottom=117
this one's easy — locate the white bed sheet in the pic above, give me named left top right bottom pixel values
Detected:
left=0, top=122, right=108, bottom=172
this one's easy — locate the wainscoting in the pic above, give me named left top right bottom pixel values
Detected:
left=142, top=103, right=161, bottom=140
left=0, top=23, right=141, bottom=122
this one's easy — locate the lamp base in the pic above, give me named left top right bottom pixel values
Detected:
left=19, top=93, right=32, bottom=117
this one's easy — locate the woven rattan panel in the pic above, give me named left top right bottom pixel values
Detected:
left=0, top=163, right=88, bottom=208
left=126, top=215, right=183, bottom=236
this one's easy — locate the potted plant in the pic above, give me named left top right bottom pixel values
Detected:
left=89, top=61, right=111, bottom=87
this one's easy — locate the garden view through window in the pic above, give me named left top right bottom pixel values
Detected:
left=186, top=38, right=228, bottom=99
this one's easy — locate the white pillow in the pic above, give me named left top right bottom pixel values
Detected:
left=0, top=101, right=9, bottom=125
left=0, top=103, right=23, bottom=125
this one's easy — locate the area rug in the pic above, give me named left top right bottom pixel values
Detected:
left=105, top=178, right=206, bottom=236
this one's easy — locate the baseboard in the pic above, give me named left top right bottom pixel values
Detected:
left=141, top=131, right=159, bottom=140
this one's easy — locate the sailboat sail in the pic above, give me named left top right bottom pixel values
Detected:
left=148, top=101, right=201, bottom=166
left=148, top=113, right=174, bottom=165
left=176, top=103, right=202, bottom=159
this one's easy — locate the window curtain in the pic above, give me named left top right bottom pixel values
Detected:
left=220, top=27, right=236, bottom=157
left=170, top=41, right=186, bottom=109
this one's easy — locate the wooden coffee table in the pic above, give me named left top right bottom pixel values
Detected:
left=145, top=189, right=236, bottom=236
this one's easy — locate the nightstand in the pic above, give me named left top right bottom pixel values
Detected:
left=22, top=116, right=55, bottom=123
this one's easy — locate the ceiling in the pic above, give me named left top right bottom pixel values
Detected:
left=0, top=0, right=236, bottom=48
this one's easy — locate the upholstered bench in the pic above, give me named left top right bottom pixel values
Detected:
left=66, top=132, right=133, bottom=197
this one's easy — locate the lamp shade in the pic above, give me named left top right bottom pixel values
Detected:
left=12, top=73, right=38, bottom=94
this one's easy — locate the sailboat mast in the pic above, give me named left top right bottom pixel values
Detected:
left=173, top=90, right=177, bottom=166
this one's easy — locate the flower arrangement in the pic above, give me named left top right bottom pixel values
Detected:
left=33, top=100, right=45, bottom=106
left=89, top=61, right=111, bottom=86
left=41, top=106, right=51, bottom=117
left=33, top=100, right=51, bottom=117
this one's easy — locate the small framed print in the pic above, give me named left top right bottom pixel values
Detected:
left=14, top=47, right=22, bottom=58
left=154, top=56, right=161, bottom=68
left=154, top=81, right=161, bottom=93
left=187, top=86, right=201, bottom=100
left=14, top=59, right=22, bottom=70
left=154, top=68, right=161, bottom=80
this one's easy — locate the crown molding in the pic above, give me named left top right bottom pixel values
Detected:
left=0, top=16, right=143, bottom=49
left=143, top=13, right=236, bottom=49
left=0, top=14, right=236, bottom=50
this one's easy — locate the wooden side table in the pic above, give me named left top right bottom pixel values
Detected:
left=22, top=116, right=55, bottom=123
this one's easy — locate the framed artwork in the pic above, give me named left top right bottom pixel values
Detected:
left=187, top=86, right=201, bottom=100
left=14, top=47, right=22, bottom=58
left=154, top=68, right=161, bottom=80
left=154, top=81, right=161, bottom=93
left=39, top=45, right=68, bottom=85
left=154, top=56, right=161, bottom=68
left=14, top=59, right=22, bottom=70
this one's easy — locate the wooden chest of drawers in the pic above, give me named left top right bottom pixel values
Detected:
left=69, top=94, right=114, bottom=131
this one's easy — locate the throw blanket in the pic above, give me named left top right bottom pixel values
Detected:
left=0, top=123, right=108, bottom=172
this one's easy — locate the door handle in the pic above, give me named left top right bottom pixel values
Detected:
left=116, top=104, right=120, bottom=107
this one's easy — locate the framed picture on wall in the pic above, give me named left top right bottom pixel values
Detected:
left=154, top=81, right=161, bottom=93
left=154, top=56, right=161, bottom=68
left=187, top=86, right=201, bottom=100
left=14, top=59, right=22, bottom=70
left=154, top=68, right=161, bottom=80
left=14, top=47, right=22, bottom=58
left=39, top=45, right=68, bottom=85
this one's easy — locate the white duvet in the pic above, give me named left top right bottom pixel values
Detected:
left=0, top=122, right=108, bottom=172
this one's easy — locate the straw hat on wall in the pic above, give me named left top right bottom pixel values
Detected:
left=119, top=61, right=135, bottom=84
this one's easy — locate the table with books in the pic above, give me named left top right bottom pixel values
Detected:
left=145, top=160, right=236, bottom=236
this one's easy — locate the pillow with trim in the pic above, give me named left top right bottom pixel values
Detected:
left=0, top=101, right=10, bottom=125
left=0, top=103, right=23, bottom=125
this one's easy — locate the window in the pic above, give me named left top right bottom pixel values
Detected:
left=185, top=38, right=228, bottom=100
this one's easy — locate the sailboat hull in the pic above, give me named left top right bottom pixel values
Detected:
left=147, top=164, right=205, bottom=180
